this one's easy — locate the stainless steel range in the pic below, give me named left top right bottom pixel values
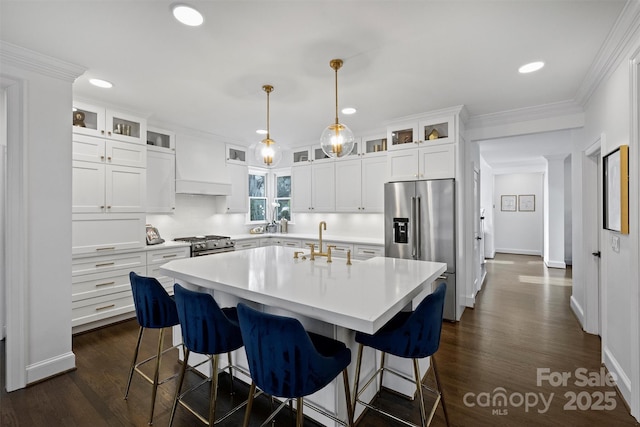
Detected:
left=174, top=235, right=235, bottom=257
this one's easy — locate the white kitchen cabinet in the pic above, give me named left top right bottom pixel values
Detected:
left=147, top=149, right=175, bottom=213
left=226, top=144, right=247, bottom=165
left=73, top=161, right=146, bottom=213
left=146, top=246, right=190, bottom=292
left=353, top=244, right=384, bottom=260
left=146, top=126, right=175, bottom=152
left=387, top=144, right=455, bottom=182
left=73, top=134, right=146, bottom=168
left=335, top=159, right=362, bottom=212
left=235, top=239, right=259, bottom=250
left=259, top=238, right=273, bottom=247
left=72, top=213, right=146, bottom=255
left=311, top=162, right=335, bottom=211
left=387, top=115, right=455, bottom=151
left=291, top=145, right=339, bottom=164
left=361, top=156, right=387, bottom=211
left=226, top=163, right=248, bottom=213
left=291, top=164, right=312, bottom=212
left=273, top=238, right=301, bottom=248
left=360, top=134, right=388, bottom=157
left=335, top=156, right=386, bottom=212
left=72, top=100, right=147, bottom=145
left=418, top=143, right=456, bottom=180
left=71, top=250, right=146, bottom=328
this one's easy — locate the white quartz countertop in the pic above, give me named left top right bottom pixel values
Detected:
left=160, top=246, right=445, bottom=334
left=230, top=233, right=384, bottom=246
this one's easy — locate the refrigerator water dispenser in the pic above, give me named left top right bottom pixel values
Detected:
left=393, top=218, right=409, bottom=244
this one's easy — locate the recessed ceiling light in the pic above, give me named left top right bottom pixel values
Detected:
left=171, top=3, right=204, bottom=26
left=89, top=78, right=113, bottom=89
left=342, top=107, right=357, bottom=115
left=518, top=61, right=545, bottom=74
left=256, top=129, right=268, bottom=135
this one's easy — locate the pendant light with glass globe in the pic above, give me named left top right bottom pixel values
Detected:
left=319, top=59, right=355, bottom=158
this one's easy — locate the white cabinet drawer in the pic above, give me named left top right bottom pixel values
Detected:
left=146, top=247, right=190, bottom=264
left=72, top=291, right=135, bottom=327
left=236, top=240, right=259, bottom=250
left=354, top=244, right=384, bottom=259
left=72, top=251, right=146, bottom=276
left=72, top=213, right=146, bottom=254
left=72, top=266, right=144, bottom=302
left=280, top=239, right=301, bottom=248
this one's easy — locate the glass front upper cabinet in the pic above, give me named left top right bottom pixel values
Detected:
left=72, top=101, right=146, bottom=145
left=419, top=116, right=454, bottom=144
left=362, top=135, right=387, bottom=156
left=226, top=144, right=247, bottom=164
left=147, top=127, right=175, bottom=152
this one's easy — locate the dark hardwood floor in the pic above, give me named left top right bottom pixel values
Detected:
left=1, top=253, right=638, bottom=426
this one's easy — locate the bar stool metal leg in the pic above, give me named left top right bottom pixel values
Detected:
left=148, top=327, right=166, bottom=424
left=124, top=326, right=144, bottom=400
left=431, top=356, right=450, bottom=427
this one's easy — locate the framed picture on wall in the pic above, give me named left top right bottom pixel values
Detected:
left=501, top=195, right=517, bottom=211
left=518, top=194, right=535, bottom=212
left=603, top=145, right=629, bottom=234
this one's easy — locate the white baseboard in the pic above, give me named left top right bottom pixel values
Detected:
left=545, top=260, right=567, bottom=269
left=495, top=248, right=542, bottom=256
left=570, top=295, right=585, bottom=329
left=603, top=346, right=632, bottom=407
left=26, top=351, right=76, bottom=385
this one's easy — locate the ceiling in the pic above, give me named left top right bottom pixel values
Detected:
left=0, top=0, right=629, bottom=158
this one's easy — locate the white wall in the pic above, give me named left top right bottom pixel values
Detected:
left=1, top=41, right=84, bottom=388
left=0, top=88, right=6, bottom=339
left=493, top=173, right=544, bottom=255
left=480, top=157, right=495, bottom=258
left=544, top=155, right=567, bottom=268
left=564, top=156, right=572, bottom=265
left=571, top=31, right=640, bottom=416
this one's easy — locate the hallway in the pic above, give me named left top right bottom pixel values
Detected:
left=434, top=253, right=637, bottom=426
left=1, top=254, right=638, bottom=426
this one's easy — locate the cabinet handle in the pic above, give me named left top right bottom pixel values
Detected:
left=362, top=250, right=376, bottom=254
left=95, top=262, right=115, bottom=267
left=101, top=130, right=105, bottom=135
left=100, top=155, right=105, bottom=161
left=106, top=205, right=111, bottom=209
left=96, top=247, right=115, bottom=252
left=107, top=156, right=112, bottom=161
left=95, top=304, right=115, bottom=311
left=162, top=254, right=177, bottom=259
left=107, top=131, right=112, bottom=136
left=100, top=205, right=105, bottom=209
left=95, top=281, right=115, bottom=287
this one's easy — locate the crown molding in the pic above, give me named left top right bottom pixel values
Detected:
left=467, top=100, right=583, bottom=130
left=0, top=41, right=85, bottom=82
left=575, top=0, right=640, bottom=106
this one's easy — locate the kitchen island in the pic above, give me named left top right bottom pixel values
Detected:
left=160, top=246, right=446, bottom=425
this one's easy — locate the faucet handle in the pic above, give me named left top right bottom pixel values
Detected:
left=306, top=243, right=316, bottom=260
left=346, top=250, right=352, bottom=265
left=293, top=251, right=304, bottom=259
left=327, top=245, right=336, bottom=263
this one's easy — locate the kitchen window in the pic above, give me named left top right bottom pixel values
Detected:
left=274, top=171, right=291, bottom=221
left=248, top=171, right=267, bottom=222
left=247, top=168, right=292, bottom=224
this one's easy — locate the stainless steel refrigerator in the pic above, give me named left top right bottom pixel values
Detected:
left=384, top=179, right=456, bottom=320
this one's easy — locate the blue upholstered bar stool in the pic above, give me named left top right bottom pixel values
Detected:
left=124, top=272, right=181, bottom=425
left=237, top=303, right=355, bottom=427
left=352, top=282, right=450, bottom=427
left=169, top=284, right=253, bottom=426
